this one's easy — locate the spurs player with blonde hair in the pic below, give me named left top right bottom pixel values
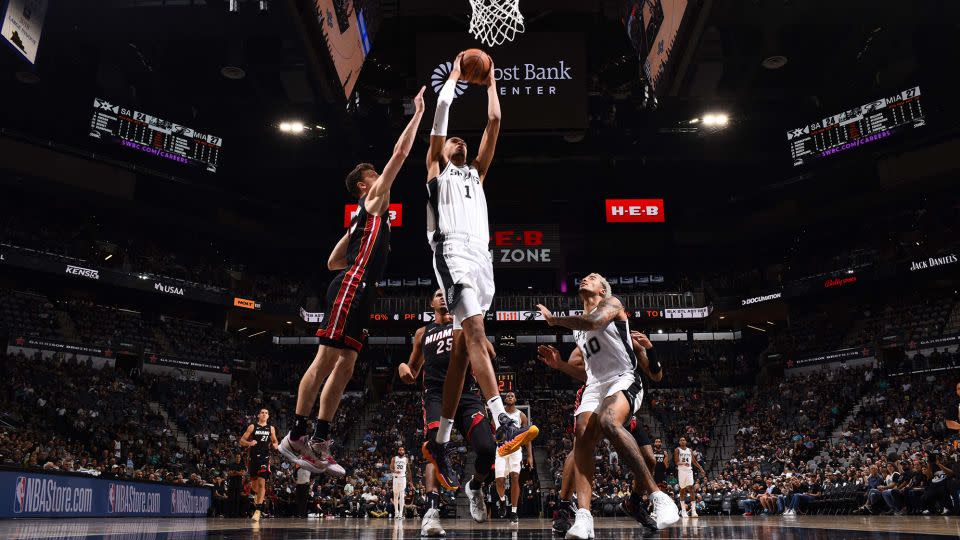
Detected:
left=422, top=51, right=537, bottom=491
left=536, top=273, right=678, bottom=538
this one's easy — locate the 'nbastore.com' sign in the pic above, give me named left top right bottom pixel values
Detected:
left=490, top=224, right=562, bottom=268
left=417, top=33, right=586, bottom=131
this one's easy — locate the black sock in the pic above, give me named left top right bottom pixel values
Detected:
left=468, top=478, right=483, bottom=491
left=292, top=415, right=311, bottom=438
left=312, top=419, right=330, bottom=441
left=559, top=499, right=573, bottom=511
left=427, top=491, right=440, bottom=509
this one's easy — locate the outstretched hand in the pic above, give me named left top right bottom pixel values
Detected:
left=537, top=345, right=562, bottom=369
left=630, top=330, right=653, bottom=349
left=484, top=59, right=496, bottom=87
left=451, top=52, right=464, bottom=77
left=413, top=86, right=426, bottom=115
left=535, top=304, right=555, bottom=325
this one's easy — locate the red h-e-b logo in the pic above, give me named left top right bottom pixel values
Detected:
left=344, top=204, right=403, bottom=228
left=605, top=199, right=665, bottom=223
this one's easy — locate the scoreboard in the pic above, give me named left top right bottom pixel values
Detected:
left=89, top=98, right=223, bottom=173
left=787, top=86, right=924, bottom=167
left=497, top=372, right=517, bottom=393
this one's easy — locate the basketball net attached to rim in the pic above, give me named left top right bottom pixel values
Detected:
left=468, top=0, right=524, bottom=47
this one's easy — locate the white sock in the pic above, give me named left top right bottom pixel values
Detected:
left=487, top=396, right=506, bottom=428
left=500, top=496, right=506, bottom=502
left=511, top=506, right=517, bottom=513
left=435, top=417, right=454, bottom=444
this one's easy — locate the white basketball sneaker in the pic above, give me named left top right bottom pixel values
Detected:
left=464, top=481, right=487, bottom=522
left=650, top=491, right=681, bottom=529
left=565, top=508, right=595, bottom=539
left=420, top=508, right=445, bottom=537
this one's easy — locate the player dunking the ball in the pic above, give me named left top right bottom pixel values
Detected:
left=421, top=51, right=537, bottom=490
left=399, top=288, right=497, bottom=536
left=536, top=273, right=679, bottom=538
left=279, top=86, right=427, bottom=475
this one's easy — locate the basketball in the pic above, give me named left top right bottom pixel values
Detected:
left=460, top=48, right=493, bottom=84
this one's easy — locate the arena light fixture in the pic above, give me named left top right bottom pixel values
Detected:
left=657, top=329, right=663, bottom=334
left=719, top=315, right=725, bottom=320
left=104, top=254, right=113, bottom=261
left=746, top=324, right=766, bottom=332
left=702, top=113, right=729, bottom=126
left=248, top=330, right=267, bottom=338
left=237, top=327, right=247, bottom=332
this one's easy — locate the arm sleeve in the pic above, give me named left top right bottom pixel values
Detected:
left=431, top=79, right=458, bottom=136
left=647, top=348, right=662, bottom=375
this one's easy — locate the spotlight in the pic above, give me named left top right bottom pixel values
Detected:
left=702, top=113, right=729, bottom=126
left=279, top=122, right=291, bottom=132
left=104, top=254, right=113, bottom=261
left=657, top=329, right=663, bottom=334
left=289, top=122, right=304, bottom=133
left=259, top=0, right=269, bottom=12
left=228, top=0, right=239, bottom=13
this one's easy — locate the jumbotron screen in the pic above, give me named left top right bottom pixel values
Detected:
left=787, top=86, right=924, bottom=167
left=89, top=98, right=223, bottom=173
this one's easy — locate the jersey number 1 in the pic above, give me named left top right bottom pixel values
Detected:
left=464, top=184, right=472, bottom=198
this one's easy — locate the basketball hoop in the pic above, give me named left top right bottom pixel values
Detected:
left=468, top=0, right=524, bottom=47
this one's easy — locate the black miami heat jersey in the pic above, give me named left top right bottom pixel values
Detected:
left=344, top=197, right=390, bottom=284
left=421, top=322, right=479, bottom=393
left=249, top=423, right=272, bottom=462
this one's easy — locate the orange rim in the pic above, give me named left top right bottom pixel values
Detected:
left=422, top=441, right=459, bottom=490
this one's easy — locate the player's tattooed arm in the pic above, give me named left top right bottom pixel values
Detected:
left=536, top=297, right=624, bottom=331
left=399, top=326, right=427, bottom=383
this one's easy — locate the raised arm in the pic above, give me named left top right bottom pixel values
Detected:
left=472, top=63, right=501, bottom=183
left=398, top=326, right=427, bottom=384
left=328, top=231, right=350, bottom=271
left=536, top=297, right=625, bottom=332
left=365, top=86, right=426, bottom=215
left=631, top=331, right=662, bottom=382
left=427, top=54, right=462, bottom=180
left=537, top=344, right=587, bottom=382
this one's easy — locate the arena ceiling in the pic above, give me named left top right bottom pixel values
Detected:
left=1, top=0, right=958, bottom=270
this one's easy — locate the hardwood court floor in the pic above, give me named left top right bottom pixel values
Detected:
left=1, top=515, right=958, bottom=539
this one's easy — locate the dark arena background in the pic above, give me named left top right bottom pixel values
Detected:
left=1, top=0, right=960, bottom=539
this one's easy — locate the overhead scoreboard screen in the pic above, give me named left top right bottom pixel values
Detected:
left=787, top=86, right=924, bottom=167
left=89, top=98, right=223, bottom=173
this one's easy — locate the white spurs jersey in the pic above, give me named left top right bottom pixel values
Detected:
left=394, top=456, right=408, bottom=477
left=573, top=316, right=638, bottom=387
left=677, top=447, right=693, bottom=471
left=426, top=161, right=489, bottom=247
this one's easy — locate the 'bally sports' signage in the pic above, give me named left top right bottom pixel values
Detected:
left=605, top=199, right=665, bottom=223
left=490, top=225, right=562, bottom=268
left=344, top=204, right=403, bottom=228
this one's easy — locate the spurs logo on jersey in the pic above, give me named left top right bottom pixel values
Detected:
left=426, top=162, right=488, bottom=247
left=677, top=447, right=692, bottom=470
left=573, top=316, right=638, bottom=387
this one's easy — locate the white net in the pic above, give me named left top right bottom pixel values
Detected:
left=468, top=0, right=524, bottom=47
